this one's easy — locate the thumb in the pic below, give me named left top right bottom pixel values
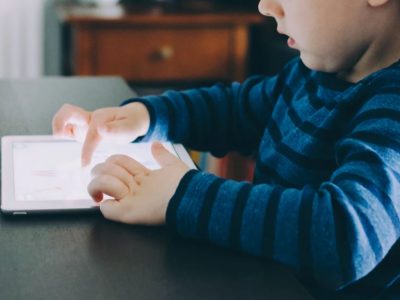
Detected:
left=99, top=199, right=126, bottom=223
left=151, top=141, right=178, bottom=167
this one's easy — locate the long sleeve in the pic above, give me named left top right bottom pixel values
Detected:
left=166, top=63, right=400, bottom=290
left=121, top=62, right=295, bottom=157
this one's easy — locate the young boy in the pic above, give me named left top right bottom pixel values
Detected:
left=53, top=0, right=400, bottom=295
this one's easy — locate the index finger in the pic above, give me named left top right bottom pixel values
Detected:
left=81, top=125, right=101, bottom=166
left=106, top=155, right=150, bottom=177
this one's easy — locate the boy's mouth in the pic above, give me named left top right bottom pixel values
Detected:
left=287, top=37, right=296, bottom=48
left=276, top=27, right=297, bottom=49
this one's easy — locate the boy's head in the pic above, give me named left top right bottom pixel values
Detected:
left=258, top=0, right=400, bottom=82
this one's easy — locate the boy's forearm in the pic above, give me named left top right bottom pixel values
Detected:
left=166, top=162, right=400, bottom=291
left=120, top=75, right=281, bottom=155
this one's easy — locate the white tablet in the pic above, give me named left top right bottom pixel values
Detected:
left=1, top=135, right=197, bottom=215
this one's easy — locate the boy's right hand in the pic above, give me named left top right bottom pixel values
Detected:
left=52, top=102, right=150, bottom=166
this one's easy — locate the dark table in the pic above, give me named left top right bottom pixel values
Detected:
left=0, top=77, right=313, bottom=300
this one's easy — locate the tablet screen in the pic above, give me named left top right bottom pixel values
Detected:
left=12, top=141, right=175, bottom=202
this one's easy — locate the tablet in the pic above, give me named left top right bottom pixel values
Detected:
left=1, top=135, right=197, bottom=215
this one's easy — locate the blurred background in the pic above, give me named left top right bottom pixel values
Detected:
left=0, top=0, right=297, bottom=81
left=0, top=0, right=298, bottom=178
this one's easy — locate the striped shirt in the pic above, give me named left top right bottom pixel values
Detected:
left=122, top=57, right=400, bottom=291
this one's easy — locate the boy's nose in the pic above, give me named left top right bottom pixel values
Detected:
left=258, top=0, right=285, bottom=19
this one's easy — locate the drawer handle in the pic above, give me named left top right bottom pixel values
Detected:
left=157, top=45, right=174, bottom=60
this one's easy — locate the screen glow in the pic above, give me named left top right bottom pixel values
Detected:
left=12, top=141, right=175, bottom=202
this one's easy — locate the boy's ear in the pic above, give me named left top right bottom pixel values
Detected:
left=367, top=0, right=390, bottom=7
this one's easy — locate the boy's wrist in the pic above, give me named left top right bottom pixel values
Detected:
left=124, top=102, right=151, bottom=137
left=166, top=169, right=200, bottom=232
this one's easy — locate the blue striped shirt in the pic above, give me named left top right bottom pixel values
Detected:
left=122, top=57, right=400, bottom=291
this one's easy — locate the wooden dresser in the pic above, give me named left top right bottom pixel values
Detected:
left=57, top=2, right=264, bottom=83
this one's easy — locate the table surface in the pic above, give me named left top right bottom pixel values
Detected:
left=0, top=77, right=313, bottom=300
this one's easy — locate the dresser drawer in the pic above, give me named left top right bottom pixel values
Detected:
left=90, top=27, right=233, bottom=81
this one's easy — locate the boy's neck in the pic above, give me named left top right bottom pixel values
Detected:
left=338, top=7, right=400, bottom=83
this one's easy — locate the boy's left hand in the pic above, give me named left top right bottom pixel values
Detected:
left=88, top=142, right=190, bottom=225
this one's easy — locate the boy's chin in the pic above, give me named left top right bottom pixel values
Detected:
left=300, top=55, right=339, bottom=74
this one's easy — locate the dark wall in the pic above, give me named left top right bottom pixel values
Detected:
left=249, top=20, right=299, bottom=76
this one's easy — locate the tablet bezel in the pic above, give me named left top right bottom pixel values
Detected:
left=1, top=135, right=197, bottom=215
